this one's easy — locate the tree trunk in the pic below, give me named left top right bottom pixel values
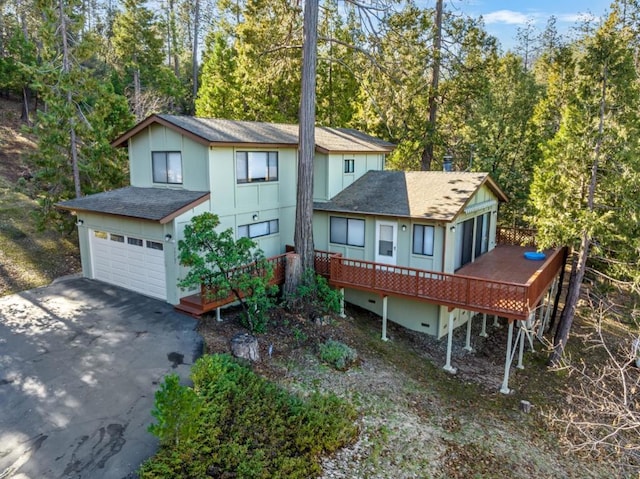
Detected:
left=549, top=241, right=588, bottom=365
left=133, top=67, right=142, bottom=120
left=191, top=0, right=200, bottom=108
left=291, top=0, right=318, bottom=294
left=420, top=0, right=443, bottom=171
left=21, top=86, right=31, bottom=125
left=284, top=253, right=302, bottom=300
left=59, top=0, right=80, bottom=198
left=549, top=61, right=607, bottom=366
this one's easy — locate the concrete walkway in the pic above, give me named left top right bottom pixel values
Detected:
left=0, top=277, right=202, bottom=478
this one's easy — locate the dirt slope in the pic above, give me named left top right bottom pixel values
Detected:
left=0, top=97, right=80, bottom=296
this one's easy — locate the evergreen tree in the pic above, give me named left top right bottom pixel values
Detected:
left=530, top=13, right=640, bottom=362
left=195, top=31, right=240, bottom=118
left=111, top=0, right=169, bottom=118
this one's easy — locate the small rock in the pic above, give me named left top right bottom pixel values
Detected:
left=520, top=400, right=532, bottom=413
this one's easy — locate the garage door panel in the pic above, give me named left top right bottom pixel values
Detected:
left=90, top=230, right=167, bottom=300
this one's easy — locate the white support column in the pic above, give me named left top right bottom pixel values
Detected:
left=526, top=310, right=536, bottom=353
left=538, top=277, right=558, bottom=340
left=464, top=313, right=473, bottom=352
left=517, top=321, right=526, bottom=369
left=381, top=296, right=388, bottom=341
left=500, top=321, right=515, bottom=394
left=493, top=314, right=500, bottom=328
left=339, top=288, right=346, bottom=318
left=443, top=312, right=457, bottom=373
left=216, top=307, right=221, bottom=322
left=479, top=313, right=488, bottom=338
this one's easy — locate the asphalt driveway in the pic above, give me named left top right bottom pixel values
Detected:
left=0, top=276, right=202, bottom=478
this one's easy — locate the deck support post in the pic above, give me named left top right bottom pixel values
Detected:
left=464, top=313, right=473, bottom=352
left=493, top=314, right=500, bottom=328
left=381, top=296, right=388, bottom=341
left=500, top=320, right=515, bottom=394
left=517, top=320, right=526, bottom=369
left=538, top=277, right=558, bottom=341
left=216, top=307, right=221, bottom=322
left=479, top=313, right=488, bottom=338
left=339, top=288, right=346, bottom=318
left=443, top=312, right=457, bottom=374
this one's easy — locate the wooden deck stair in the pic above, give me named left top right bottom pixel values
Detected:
left=174, top=253, right=288, bottom=317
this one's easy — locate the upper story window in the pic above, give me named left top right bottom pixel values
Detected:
left=236, top=151, right=278, bottom=183
left=330, top=216, right=365, bottom=247
left=344, top=159, right=355, bottom=173
left=152, top=151, right=183, bottom=184
left=238, top=219, right=279, bottom=239
left=413, top=224, right=434, bottom=256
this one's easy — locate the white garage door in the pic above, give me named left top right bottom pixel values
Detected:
left=90, top=229, right=167, bottom=300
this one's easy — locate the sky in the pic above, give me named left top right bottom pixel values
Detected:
left=443, top=0, right=614, bottom=51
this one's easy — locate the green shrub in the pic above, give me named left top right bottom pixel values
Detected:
left=318, top=339, right=358, bottom=371
left=140, top=354, right=359, bottom=479
left=286, top=269, right=343, bottom=316
left=147, top=374, right=202, bottom=447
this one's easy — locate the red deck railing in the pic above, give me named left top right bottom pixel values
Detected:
left=328, top=256, right=534, bottom=320
left=496, top=226, right=537, bottom=247
left=178, top=241, right=566, bottom=321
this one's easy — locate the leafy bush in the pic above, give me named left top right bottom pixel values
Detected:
left=286, top=269, right=343, bottom=316
left=140, top=354, right=359, bottom=478
left=178, top=212, right=277, bottom=333
left=318, top=339, right=358, bottom=371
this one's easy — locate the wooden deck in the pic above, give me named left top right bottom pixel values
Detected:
left=176, top=231, right=567, bottom=321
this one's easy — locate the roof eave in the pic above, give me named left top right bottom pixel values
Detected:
left=313, top=205, right=452, bottom=222
left=55, top=192, right=211, bottom=224
left=111, top=115, right=212, bottom=148
left=159, top=192, right=210, bottom=224
left=315, top=145, right=396, bottom=155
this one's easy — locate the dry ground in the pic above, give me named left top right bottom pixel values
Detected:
left=198, top=304, right=626, bottom=479
left=0, top=97, right=80, bottom=296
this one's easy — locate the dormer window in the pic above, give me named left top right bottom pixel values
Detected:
left=152, top=151, right=183, bottom=184
left=236, top=151, right=278, bottom=183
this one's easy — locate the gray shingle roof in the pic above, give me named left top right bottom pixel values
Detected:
left=57, top=187, right=210, bottom=224
left=113, top=114, right=395, bottom=153
left=314, top=171, right=505, bottom=221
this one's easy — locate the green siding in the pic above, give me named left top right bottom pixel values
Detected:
left=129, top=124, right=209, bottom=191
left=345, top=289, right=439, bottom=336
left=322, top=152, right=385, bottom=201
left=313, top=153, right=328, bottom=201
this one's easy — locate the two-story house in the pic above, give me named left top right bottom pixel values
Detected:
left=58, top=114, right=393, bottom=305
left=59, top=114, right=567, bottom=393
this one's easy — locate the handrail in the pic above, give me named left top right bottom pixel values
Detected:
left=328, top=254, right=558, bottom=321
